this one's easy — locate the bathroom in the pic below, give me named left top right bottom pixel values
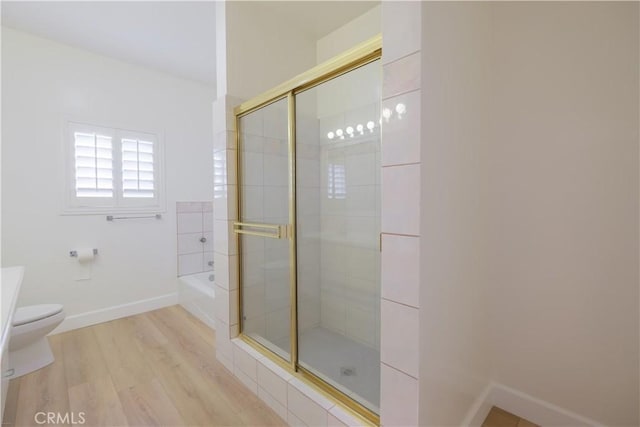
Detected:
left=1, top=2, right=638, bottom=427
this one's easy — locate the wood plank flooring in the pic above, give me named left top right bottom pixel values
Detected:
left=482, top=407, right=539, bottom=427
left=3, top=305, right=285, bottom=427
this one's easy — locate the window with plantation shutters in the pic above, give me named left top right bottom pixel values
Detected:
left=65, top=122, right=163, bottom=213
left=122, top=138, right=155, bottom=198
left=74, top=131, right=114, bottom=198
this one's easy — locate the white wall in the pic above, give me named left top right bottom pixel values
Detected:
left=316, top=5, right=380, bottom=64
left=488, top=3, right=639, bottom=425
left=222, top=1, right=317, bottom=100
left=419, top=2, right=639, bottom=426
left=419, top=2, right=494, bottom=425
left=1, top=28, right=215, bottom=324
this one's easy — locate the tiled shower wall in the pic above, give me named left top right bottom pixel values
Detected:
left=317, top=104, right=381, bottom=349
left=176, top=201, right=214, bottom=276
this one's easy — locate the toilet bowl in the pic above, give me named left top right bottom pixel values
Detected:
left=8, top=304, right=65, bottom=378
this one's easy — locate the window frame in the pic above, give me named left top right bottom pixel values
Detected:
left=63, top=120, right=165, bottom=215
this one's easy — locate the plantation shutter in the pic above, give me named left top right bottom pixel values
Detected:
left=121, top=138, right=155, bottom=198
left=74, top=131, right=113, bottom=198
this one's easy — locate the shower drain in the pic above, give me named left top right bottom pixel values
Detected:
left=340, top=367, right=356, bottom=377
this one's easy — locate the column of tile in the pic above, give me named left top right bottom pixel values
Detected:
left=380, top=2, right=423, bottom=426
left=213, top=94, right=241, bottom=372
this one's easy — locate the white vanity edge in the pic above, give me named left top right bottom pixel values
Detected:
left=1, top=266, right=24, bottom=352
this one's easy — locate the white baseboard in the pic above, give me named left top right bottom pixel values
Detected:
left=488, top=383, right=604, bottom=427
left=464, top=382, right=604, bottom=427
left=51, top=292, right=179, bottom=334
left=461, top=383, right=494, bottom=427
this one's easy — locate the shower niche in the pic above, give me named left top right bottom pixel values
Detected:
left=234, top=37, right=381, bottom=422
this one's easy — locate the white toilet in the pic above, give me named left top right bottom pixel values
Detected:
left=8, top=304, right=65, bottom=378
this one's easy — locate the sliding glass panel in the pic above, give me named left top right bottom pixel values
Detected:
left=295, top=60, right=381, bottom=412
left=238, top=98, right=291, bottom=360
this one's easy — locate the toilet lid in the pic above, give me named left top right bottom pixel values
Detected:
left=13, top=304, right=63, bottom=326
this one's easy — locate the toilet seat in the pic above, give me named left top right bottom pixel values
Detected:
left=13, top=304, right=64, bottom=326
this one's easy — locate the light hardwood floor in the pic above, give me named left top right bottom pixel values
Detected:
left=482, top=407, right=539, bottom=427
left=4, top=305, right=285, bottom=427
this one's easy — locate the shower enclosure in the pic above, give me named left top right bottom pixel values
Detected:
left=234, top=37, right=381, bottom=422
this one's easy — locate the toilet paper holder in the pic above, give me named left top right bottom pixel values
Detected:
left=69, top=249, right=98, bottom=257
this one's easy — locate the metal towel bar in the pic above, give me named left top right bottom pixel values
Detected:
left=106, top=214, right=162, bottom=221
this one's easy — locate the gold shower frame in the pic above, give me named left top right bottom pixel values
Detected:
left=233, top=35, right=382, bottom=425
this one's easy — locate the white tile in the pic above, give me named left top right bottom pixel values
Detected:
left=176, top=201, right=203, bottom=213
left=233, top=338, right=265, bottom=361
left=328, top=413, right=348, bottom=427
left=289, top=378, right=335, bottom=410
left=288, top=381, right=331, bottom=427
left=382, top=1, right=422, bottom=64
left=178, top=253, right=203, bottom=276
left=177, top=232, right=203, bottom=255
left=229, top=289, right=238, bottom=326
left=321, top=291, right=346, bottom=335
left=262, top=100, right=288, bottom=140
left=214, top=285, right=235, bottom=326
left=381, top=90, right=421, bottom=166
left=345, top=300, right=376, bottom=348
left=257, top=359, right=289, bottom=406
left=177, top=212, right=203, bottom=234
left=345, top=185, right=376, bottom=218
left=381, top=164, right=420, bottom=235
left=202, top=231, right=213, bottom=252
left=233, top=364, right=258, bottom=394
left=347, top=248, right=378, bottom=282
left=242, top=151, right=264, bottom=186
left=381, top=300, right=419, bottom=378
left=263, top=186, right=289, bottom=222
left=233, top=340, right=261, bottom=381
left=214, top=184, right=238, bottom=221
left=328, top=406, right=368, bottom=427
left=240, top=108, right=263, bottom=136
left=263, top=153, right=289, bottom=187
left=265, top=307, right=291, bottom=343
left=215, top=321, right=233, bottom=361
left=298, top=158, right=321, bottom=188
left=258, top=387, right=287, bottom=421
left=213, top=130, right=235, bottom=152
left=214, top=219, right=237, bottom=255
left=203, top=211, right=214, bottom=232
left=242, top=134, right=265, bottom=153
left=204, top=252, right=214, bottom=271
left=214, top=285, right=227, bottom=323
left=380, top=363, right=419, bottom=427
left=383, top=53, right=421, bottom=99
left=228, top=149, right=238, bottom=187
left=345, top=153, right=376, bottom=187
left=288, top=411, right=308, bottom=427
left=240, top=186, right=264, bottom=222
left=214, top=252, right=238, bottom=290
left=381, top=234, right=420, bottom=307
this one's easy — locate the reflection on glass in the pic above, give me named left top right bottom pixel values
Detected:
left=295, top=60, right=381, bottom=412
left=238, top=98, right=291, bottom=360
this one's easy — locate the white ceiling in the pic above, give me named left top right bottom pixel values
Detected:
left=1, top=1, right=217, bottom=86
left=1, top=1, right=379, bottom=88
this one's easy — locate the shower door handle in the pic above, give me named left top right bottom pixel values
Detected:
left=233, top=222, right=287, bottom=239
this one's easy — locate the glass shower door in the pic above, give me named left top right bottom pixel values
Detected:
left=236, top=97, right=292, bottom=360
left=295, top=60, right=382, bottom=412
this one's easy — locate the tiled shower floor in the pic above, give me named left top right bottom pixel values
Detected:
left=274, top=327, right=380, bottom=412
